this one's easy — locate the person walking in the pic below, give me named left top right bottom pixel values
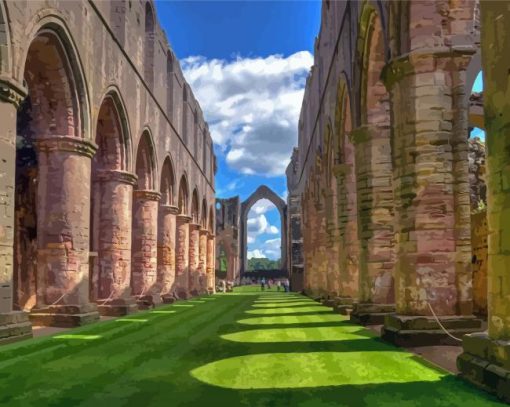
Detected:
left=276, top=280, right=281, bottom=292
left=261, top=277, right=266, bottom=291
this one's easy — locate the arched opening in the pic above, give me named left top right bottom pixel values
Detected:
left=334, top=81, right=359, bottom=303
left=144, top=2, right=155, bottom=89
left=357, top=5, right=394, bottom=307
left=240, top=186, right=287, bottom=282
left=188, top=189, right=200, bottom=295
left=90, top=93, right=133, bottom=306
left=14, top=27, right=91, bottom=312
left=178, top=175, right=189, bottom=215
left=131, top=131, right=159, bottom=299
left=157, top=157, right=177, bottom=301
left=468, top=68, right=488, bottom=318
left=246, top=199, right=282, bottom=276
left=166, top=51, right=174, bottom=116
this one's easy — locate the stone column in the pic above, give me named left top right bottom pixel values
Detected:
left=349, top=125, right=395, bottom=325
left=0, top=79, right=32, bottom=342
left=131, top=190, right=160, bottom=306
left=457, top=2, right=510, bottom=400
left=29, top=136, right=100, bottom=327
left=94, top=170, right=138, bottom=316
left=188, top=223, right=200, bottom=296
left=157, top=204, right=179, bottom=303
left=206, top=232, right=215, bottom=293
left=175, top=214, right=191, bottom=299
left=332, top=164, right=359, bottom=315
left=380, top=49, right=482, bottom=346
left=199, top=227, right=208, bottom=294
left=325, top=189, right=341, bottom=300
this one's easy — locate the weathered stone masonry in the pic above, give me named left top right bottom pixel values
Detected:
left=286, top=0, right=510, bottom=401
left=0, top=0, right=216, bottom=342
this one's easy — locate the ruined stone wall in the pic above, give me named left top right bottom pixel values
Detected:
left=471, top=209, right=487, bottom=316
left=0, top=0, right=216, bottom=336
left=287, top=0, right=484, bottom=336
left=215, top=197, right=241, bottom=282
left=468, top=137, right=486, bottom=209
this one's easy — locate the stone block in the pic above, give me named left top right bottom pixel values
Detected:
left=30, top=305, right=100, bottom=328
left=382, top=314, right=483, bottom=346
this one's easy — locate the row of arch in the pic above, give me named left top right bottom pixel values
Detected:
left=0, top=5, right=215, bottom=323
left=295, top=0, right=483, bottom=321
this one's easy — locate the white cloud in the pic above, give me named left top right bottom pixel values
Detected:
left=247, top=249, right=265, bottom=259
left=182, top=51, right=313, bottom=176
left=250, top=199, right=276, bottom=215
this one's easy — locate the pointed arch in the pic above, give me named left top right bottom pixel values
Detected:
left=178, top=174, right=189, bottom=214
left=94, top=88, right=132, bottom=172
left=208, top=205, right=214, bottom=233
left=191, top=189, right=199, bottom=224
left=144, top=1, right=155, bottom=89
left=0, top=1, right=11, bottom=74
left=20, top=16, right=91, bottom=140
left=160, top=155, right=175, bottom=206
left=201, top=199, right=208, bottom=229
left=135, top=129, right=157, bottom=190
left=358, top=1, right=389, bottom=125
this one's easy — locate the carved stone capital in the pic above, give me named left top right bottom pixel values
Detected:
left=0, top=77, right=27, bottom=108
left=189, top=222, right=201, bottom=230
left=382, top=46, right=478, bottom=90
left=159, top=204, right=179, bottom=215
left=95, top=169, right=138, bottom=186
left=35, top=136, right=98, bottom=158
left=177, top=214, right=192, bottom=223
left=133, top=190, right=161, bottom=201
left=199, top=227, right=208, bottom=235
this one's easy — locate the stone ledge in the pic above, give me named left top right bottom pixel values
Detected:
left=350, top=303, right=396, bottom=325
left=29, top=311, right=100, bottom=328
left=0, top=312, right=33, bottom=344
left=382, top=314, right=483, bottom=347
left=97, top=303, right=138, bottom=317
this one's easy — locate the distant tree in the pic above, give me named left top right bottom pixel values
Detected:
left=247, top=257, right=281, bottom=271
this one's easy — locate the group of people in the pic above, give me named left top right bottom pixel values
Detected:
left=260, top=278, right=290, bottom=292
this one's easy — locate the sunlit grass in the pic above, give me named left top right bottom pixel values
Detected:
left=0, top=287, right=503, bottom=406
left=245, top=306, right=331, bottom=315
left=222, top=326, right=372, bottom=343
left=191, top=351, right=447, bottom=389
left=53, top=334, right=102, bottom=340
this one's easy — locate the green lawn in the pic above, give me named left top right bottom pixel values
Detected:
left=0, top=286, right=503, bottom=406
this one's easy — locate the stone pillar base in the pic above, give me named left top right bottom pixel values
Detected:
left=350, top=303, right=395, bottom=325
left=176, top=290, right=190, bottom=300
left=0, top=311, right=33, bottom=345
left=332, top=297, right=355, bottom=315
left=381, top=314, right=483, bottom=347
left=189, top=289, right=200, bottom=297
left=457, top=332, right=510, bottom=403
left=136, top=295, right=162, bottom=310
left=321, top=298, right=336, bottom=307
left=29, top=304, right=100, bottom=328
left=97, top=298, right=138, bottom=316
left=161, top=294, right=176, bottom=304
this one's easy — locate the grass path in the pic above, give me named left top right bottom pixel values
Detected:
left=0, top=287, right=503, bottom=406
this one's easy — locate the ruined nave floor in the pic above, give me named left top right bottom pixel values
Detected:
left=0, top=288, right=503, bottom=406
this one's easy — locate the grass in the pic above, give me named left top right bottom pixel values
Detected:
left=0, top=286, right=503, bottom=406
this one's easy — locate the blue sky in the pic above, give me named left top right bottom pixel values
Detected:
left=471, top=71, right=485, bottom=140
left=155, top=1, right=322, bottom=259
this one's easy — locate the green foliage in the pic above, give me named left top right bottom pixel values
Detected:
left=247, top=257, right=281, bottom=271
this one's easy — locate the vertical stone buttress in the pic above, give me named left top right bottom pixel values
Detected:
left=381, top=48, right=482, bottom=345
left=157, top=204, right=178, bottom=303
left=349, top=124, right=395, bottom=324
left=206, top=232, right=215, bottom=293
left=30, top=136, right=100, bottom=327
left=131, top=190, right=160, bottom=304
left=199, top=227, right=208, bottom=294
left=175, top=214, right=191, bottom=298
left=457, top=2, right=510, bottom=401
left=0, top=80, right=32, bottom=342
left=94, top=170, right=138, bottom=316
left=333, top=164, right=359, bottom=313
left=325, top=189, right=341, bottom=298
left=188, top=223, right=200, bottom=296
